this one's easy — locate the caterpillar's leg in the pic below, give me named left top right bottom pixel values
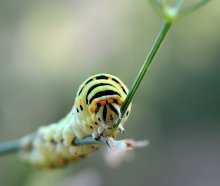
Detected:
left=92, top=127, right=103, bottom=141
left=92, top=131, right=99, bottom=139
left=98, top=126, right=104, bottom=135
left=118, top=125, right=126, bottom=134
left=63, top=125, right=75, bottom=147
left=100, top=136, right=111, bottom=148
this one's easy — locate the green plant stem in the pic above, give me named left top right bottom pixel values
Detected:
left=0, top=139, right=22, bottom=155
left=113, top=21, right=171, bottom=129
left=179, top=0, right=211, bottom=18
left=0, top=136, right=101, bottom=156
left=74, top=137, right=101, bottom=145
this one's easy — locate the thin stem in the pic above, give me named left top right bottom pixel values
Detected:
left=0, top=136, right=101, bottom=156
left=149, top=0, right=165, bottom=19
left=178, top=0, right=212, bottom=18
left=113, top=21, right=171, bottom=129
left=175, top=0, right=184, bottom=11
left=0, top=139, right=22, bottom=155
left=74, top=137, right=101, bottom=145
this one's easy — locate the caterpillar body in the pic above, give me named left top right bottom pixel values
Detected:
left=20, top=73, right=132, bottom=168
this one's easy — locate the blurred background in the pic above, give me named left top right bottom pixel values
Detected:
left=0, top=0, right=219, bottom=186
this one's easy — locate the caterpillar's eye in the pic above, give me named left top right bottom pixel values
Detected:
left=110, top=114, right=114, bottom=121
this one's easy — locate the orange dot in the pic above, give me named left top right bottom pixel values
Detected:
left=92, top=77, right=96, bottom=80
left=116, top=96, right=123, bottom=106
left=80, top=98, right=83, bottom=104
left=107, top=98, right=114, bottom=103
left=90, top=108, right=94, bottom=113
left=108, top=77, right=113, bottom=80
left=100, top=100, right=106, bottom=106
left=116, top=95, right=120, bottom=100
left=58, top=158, right=65, bottom=166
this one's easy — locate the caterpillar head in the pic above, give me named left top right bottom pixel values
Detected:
left=76, top=73, right=131, bottom=131
left=89, top=95, right=131, bottom=129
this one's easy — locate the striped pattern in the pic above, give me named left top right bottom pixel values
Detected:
left=20, top=74, right=132, bottom=168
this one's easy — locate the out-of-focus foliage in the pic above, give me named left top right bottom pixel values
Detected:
left=0, top=0, right=219, bottom=186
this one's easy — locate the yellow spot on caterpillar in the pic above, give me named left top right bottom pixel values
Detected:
left=108, top=77, right=113, bottom=80
left=90, top=108, right=94, bottom=113
left=116, top=96, right=123, bottom=106
left=119, top=101, right=124, bottom=106
left=80, top=98, right=83, bottom=104
left=92, top=77, right=96, bottom=80
left=93, top=100, right=97, bottom=107
left=118, top=83, right=122, bottom=88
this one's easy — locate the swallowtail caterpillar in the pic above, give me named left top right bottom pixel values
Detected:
left=20, top=73, right=132, bottom=168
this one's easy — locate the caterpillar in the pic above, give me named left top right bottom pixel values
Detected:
left=20, top=73, right=132, bottom=168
